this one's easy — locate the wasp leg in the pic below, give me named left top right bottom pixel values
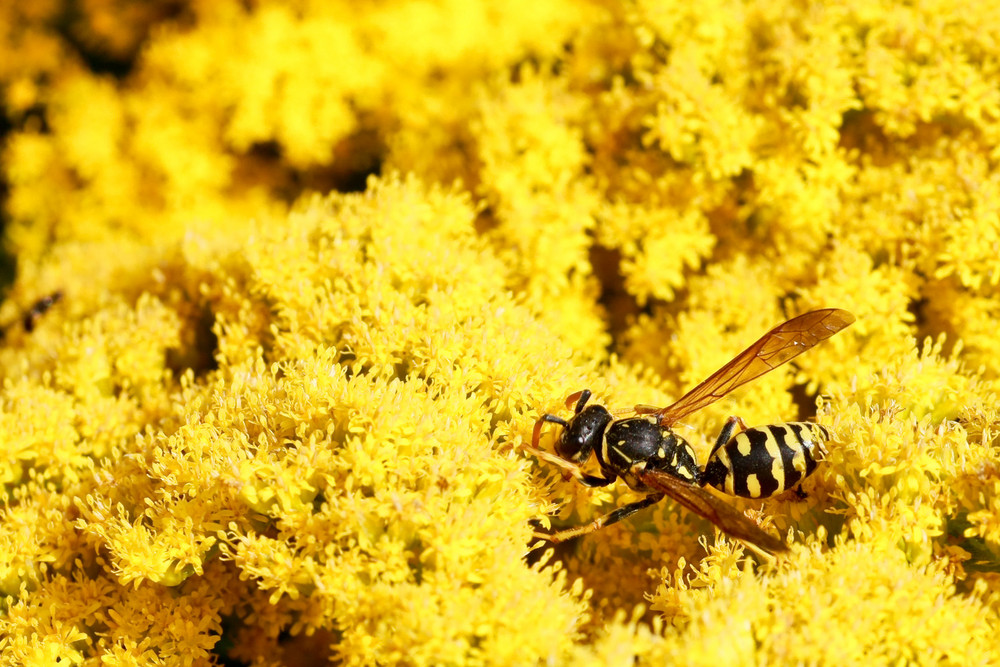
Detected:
left=526, top=414, right=616, bottom=487
left=532, top=493, right=664, bottom=543
left=706, top=415, right=750, bottom=460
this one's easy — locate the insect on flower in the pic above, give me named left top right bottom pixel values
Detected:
left=0, top=290, right=64, bottom=342
left=524, top=308, right=855, bottom=553
left=23, top=291, right=63, bottom=332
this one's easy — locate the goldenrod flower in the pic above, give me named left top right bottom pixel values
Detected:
left=1, top=1, right=999, bottom=664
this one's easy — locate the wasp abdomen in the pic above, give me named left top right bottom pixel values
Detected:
left=702, top=422, right=829, bottom=498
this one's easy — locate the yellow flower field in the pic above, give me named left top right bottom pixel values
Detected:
left=1, top=0, right=999, bottom=664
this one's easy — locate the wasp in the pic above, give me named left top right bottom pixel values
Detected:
left=524, top=308, right=855, bottom=553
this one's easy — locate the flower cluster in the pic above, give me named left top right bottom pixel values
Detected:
left=2, top=0, right=1000, bottom=664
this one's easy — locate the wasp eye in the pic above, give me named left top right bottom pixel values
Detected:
left=554, top=424, right=580, bottom=461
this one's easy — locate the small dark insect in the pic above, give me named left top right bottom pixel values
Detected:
left=524, top=308, right=855, bottom=553
left=23, top=291, right=63, bottom=332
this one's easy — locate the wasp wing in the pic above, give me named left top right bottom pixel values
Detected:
left=643, top=308, right=854, bottom=427
left=638, top=469, right=788, bottom=553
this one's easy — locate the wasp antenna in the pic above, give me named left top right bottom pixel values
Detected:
left=531, top=414, right=564, bottom=450
left=542, top=414, right=570, bottom=427
left=565, top=389, right=592, bottom=412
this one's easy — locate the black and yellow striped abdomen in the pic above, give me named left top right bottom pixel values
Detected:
left=701, top=422, right=829, bottom=498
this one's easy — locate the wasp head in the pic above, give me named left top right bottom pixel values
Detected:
left=551, top=391, right=613, bottom=464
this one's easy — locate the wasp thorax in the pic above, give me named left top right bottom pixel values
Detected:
left=602, top=418, right=700, bottom=487
left=556, top=404, right=613, bottom=463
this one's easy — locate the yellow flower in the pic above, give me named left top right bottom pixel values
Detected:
left=3, top=0, right=1000, bottom=663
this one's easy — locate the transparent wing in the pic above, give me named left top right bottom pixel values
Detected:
left=638, top=470, right=788, bottom=553
left=645, top=308, right=854, bottom=426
